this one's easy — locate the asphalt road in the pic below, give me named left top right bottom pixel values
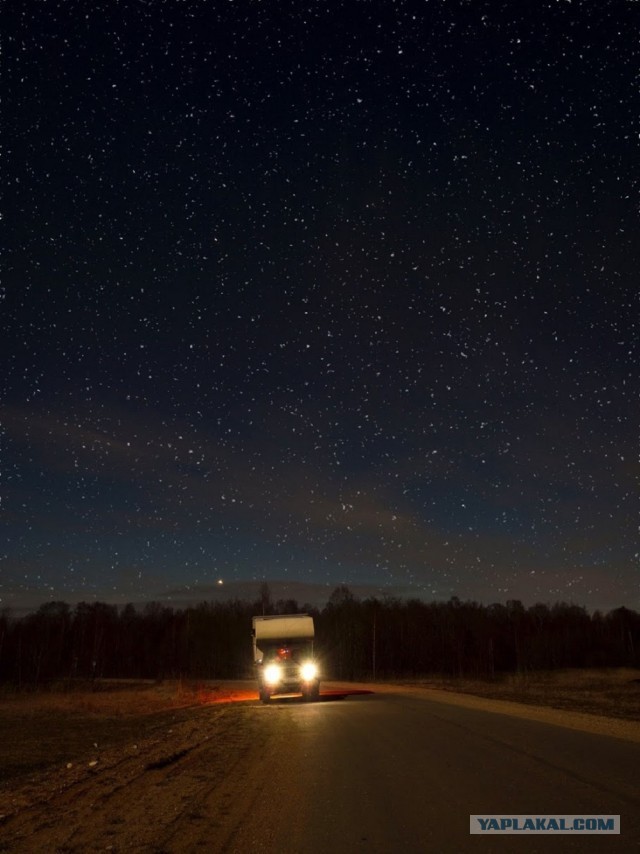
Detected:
left=228, top=687, right=640, bottom=853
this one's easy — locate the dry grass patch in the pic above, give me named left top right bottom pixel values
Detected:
left=0, top=680, right=223, bottom=784
left=0, top=679, right=220, bottom=716
left=413, top=667, right=640, bottom=721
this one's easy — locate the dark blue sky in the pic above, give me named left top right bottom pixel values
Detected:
left=3, top=0, right=637, bottom=612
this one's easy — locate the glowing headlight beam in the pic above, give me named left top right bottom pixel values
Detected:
left=264, top=664, right=282, bottom=685
left=300, top=662, right=318, bottom=681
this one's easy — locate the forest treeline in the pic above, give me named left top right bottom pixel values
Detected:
left=1, top=586, right=638, bottom=686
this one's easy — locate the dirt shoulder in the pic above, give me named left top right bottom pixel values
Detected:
left=0, top=701, right=294, bottom=852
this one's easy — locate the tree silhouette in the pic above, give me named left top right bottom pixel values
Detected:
left=0, top=593, right=638, bottom=686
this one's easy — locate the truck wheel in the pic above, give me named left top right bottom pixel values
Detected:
left=304, top=682, right=320, bottom=702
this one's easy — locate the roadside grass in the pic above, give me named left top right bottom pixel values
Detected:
left=0, top=678, right=219, bottom=717
left=0, top=680, right=223, bottom=783
left=411, top=667, right=640, bottom=721
left=2, top=669, right=638, bottom=720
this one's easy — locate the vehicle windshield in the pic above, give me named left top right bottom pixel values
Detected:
left=264, top=642, right=313, bottom=662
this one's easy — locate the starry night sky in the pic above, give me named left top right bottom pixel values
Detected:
left=3, top=0, right=637, bottom=613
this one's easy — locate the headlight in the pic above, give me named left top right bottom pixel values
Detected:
left=264, top=664, right=282, bottom=685
left=300, top=661, right=318, bottom=681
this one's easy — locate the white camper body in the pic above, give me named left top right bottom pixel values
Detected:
left=252, top=614, right=320, bottom=703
